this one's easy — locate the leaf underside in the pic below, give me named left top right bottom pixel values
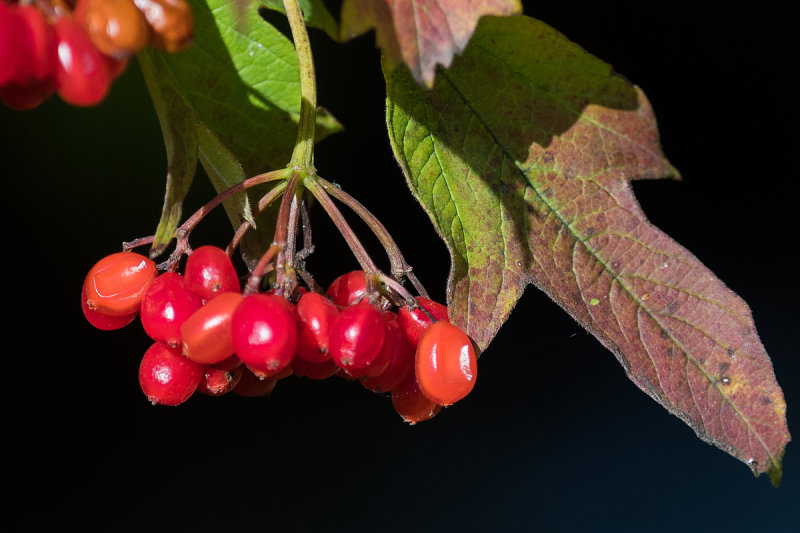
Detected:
left=385, top=15, right=789, bottom=484
left=340, top=0, right=522, bottom=87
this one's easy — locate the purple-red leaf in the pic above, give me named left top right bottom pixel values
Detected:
left=340, top=0, right=521, bottom=87
left=385, top=15, right=790, bottom=484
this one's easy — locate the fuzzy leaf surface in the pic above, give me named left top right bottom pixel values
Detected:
left=340, top=0, right=521, bottom=87
left=386, top=15, right=789, bottom=484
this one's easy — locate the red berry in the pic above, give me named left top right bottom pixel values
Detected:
left=232, top=369, right=277, bottom=397
left=184, top=245, right=240, bottom=301
left=0, top=78, right=56, bottom=111
left=15, top=5, right=58, bottom=81
left=294, top=292, right=339, bottom=363
left=181, top=291, right=242, bottom=365
left=140, top=272, right=204, bottom=346
left=328, top=301, right=385, bottom=372
left=415, top=322, right=478, bottom=406
left=138, top=342, right=204, bottom=406
left=74, top=0, right=149, bottom=58
left=231, top=293, right=297, bottom=378
left=360, top=312, right=414, bottom=393
left=83, top=252, right=157, bottom=316
left=81, top=279, right=138, bottom=330
left=197, top=365, right=243, bottom=396
left=52, top=18, right=114, bottom=106
left=397, top=297, right=449, bottom=346
left=391, top=371, right=441, bottom=425
left=291, top=357, right=339, bottom=381
left=347, top=315, right=394, bottom=379
left=0, top=4, right=29, bottom=86
left=326, top=270, right=366, bottom=307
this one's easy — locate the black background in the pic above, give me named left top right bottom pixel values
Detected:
left=2, top=1, right=798, bottom=530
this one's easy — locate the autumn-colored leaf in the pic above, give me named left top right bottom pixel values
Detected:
left=386, top=15, right=789, bottom=484
left=340, top=0, right=521, bottom=87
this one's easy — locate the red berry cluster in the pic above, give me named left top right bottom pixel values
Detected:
left=0, top=0, right=193, bottom=110
left=81, top=247, right=478, bottom=423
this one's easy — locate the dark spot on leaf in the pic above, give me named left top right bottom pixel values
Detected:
left=584, top=227, right=595, bottom=237
left=542, top=187, right=553, bottom=198
left=762, top=396, right=773, bottom=405
left=659, top=330, right=669, bottom=339
left=611, top=260, right=621, bottom=270
left=666, top=347, right=674, bottom=358
left=742, top=327, right=751, bottom=336
left=542, top=151, right=555, bottom=163
left=639, top=259, right=645, bottom=265
left=665, top=301, right=678, bottom=313
left=727, top=348, right=735, bottom=356
left=719, top=362, right=730, bottom=373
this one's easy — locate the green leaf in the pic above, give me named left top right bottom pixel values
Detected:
left=386, top=15, right=789, bottom=484
left=196, top=122, right=254, bottom=229
left=260, top=0, right=340, bottom=41
left=140, top=0, right=342, bottom=259
left=138, top=49, right=198, bottom=258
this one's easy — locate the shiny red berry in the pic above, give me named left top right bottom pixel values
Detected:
left=391, top=371, right=441, bottom=425
left=181, top=291, right=242, bottom=365
left=326, top=270, right=366, bottom=307
left=138, top=342, right=204, bottom=406
left=15, top=5, right=58, bottom=81
left=184, top=245, right=240, bottom=300
left=294, top=292, right=339, bottom=363
left=83, top=252, right=157, bottom=317
left=0, top=4, right=28, bottom=85
left=231, top=293, right=297, bottom=378
left=81, top=279, right=138, bottom=330
left=397, top=297, right=449, bottom=346
left=360, top=312, right=414, bottom=393
left=52, top=18, right=114, bottom=106
left=197, top=365, right=243, bottom=396
left=140, top=272, right=204, bottom=346
left=415, top=322, right=478, bottom=406
left=328, top=301, right=385, bottom=372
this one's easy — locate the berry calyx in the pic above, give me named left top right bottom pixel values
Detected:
left=328, top=301, right=386, bottom=372
left=140, top=272, right=204, bottom=346
left=294, top=291, right=339, bottom=363
left=231, top=293, right=298, bottom=377
left=183, top=245, right=241, bottom=301
left=180, top=291, right=242, bottom=364
left=138, top=341, right=204, bottom=406
left=415, top=322, right=478, bottom=406
left=83, top=251, right=157, bottom=316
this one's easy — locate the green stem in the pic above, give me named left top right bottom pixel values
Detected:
left=284, top=0, right=316, bottom=170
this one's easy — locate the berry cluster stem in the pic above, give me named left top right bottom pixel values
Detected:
left=284, top=0, right=316, bottom=170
